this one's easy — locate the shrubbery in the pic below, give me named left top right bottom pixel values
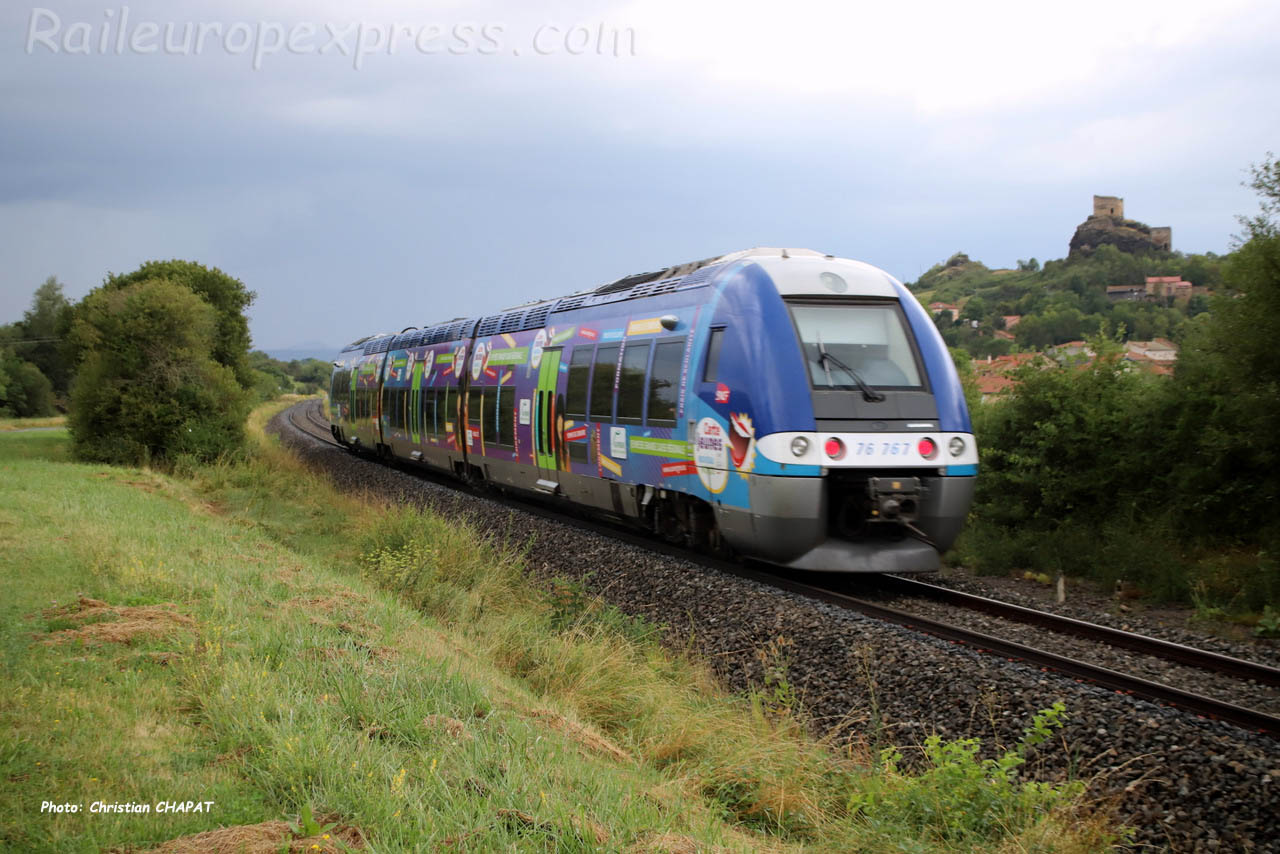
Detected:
left=100, top=259, right=257, bottom=390
left=67, top=277, right=250, bottom=465
left=0, top=352, right=56, bottom=417
left=960, top=155, right=1280, bottom=611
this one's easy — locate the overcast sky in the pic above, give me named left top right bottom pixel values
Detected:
left=3, top=0, right=1277, bottom=352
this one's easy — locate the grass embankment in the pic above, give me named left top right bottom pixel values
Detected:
left=0, top=404, right=1117, bottom=852
left=0, top=414, right=66, bottom=431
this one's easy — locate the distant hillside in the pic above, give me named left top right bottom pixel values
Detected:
left=263, top=346, right=340, bottom=362
left=906, top=244, right=1223, bottom=358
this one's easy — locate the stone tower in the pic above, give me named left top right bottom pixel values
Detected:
left=1093, top=195, right=1124, bottom=218
left=1150, top=227, right=1172, bottom=251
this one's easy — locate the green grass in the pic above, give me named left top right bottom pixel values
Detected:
left=0, top=404, right=1119, bottom=852
left=0, top=427, right=71, bottom=461
left=0, top=414, right=66, bottom=432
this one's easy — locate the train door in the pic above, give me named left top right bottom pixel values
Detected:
left=534, top=348, right=562, bottom=491
left=409, top=357, right=423, bottom=449
left=347, top=367, right=357, bottom=439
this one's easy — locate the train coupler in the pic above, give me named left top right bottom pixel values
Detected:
left=867, top=477, right=921, bottom=522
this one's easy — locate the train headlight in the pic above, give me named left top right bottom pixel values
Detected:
left=824, top=437, right=846, bottom=460
left=917, top=437, right=938, bottom=459
left=790, top=436, right=810, bottom=457
left=949, top=436, right=966, bottom=457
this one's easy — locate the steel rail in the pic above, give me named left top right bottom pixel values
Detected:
left=729, top=565, right=1280, bottom=737
left=289, top=400, right=344, bottom=448
left=875, top=575, right=1280, bottom=687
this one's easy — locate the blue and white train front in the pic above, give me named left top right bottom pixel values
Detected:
left=696, top=250, right=977, bottom=573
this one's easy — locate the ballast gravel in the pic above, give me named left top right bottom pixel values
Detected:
left=273, top=403, right=1280, bottom=853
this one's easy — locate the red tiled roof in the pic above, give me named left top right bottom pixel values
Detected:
left=977, top=375, right=1016, bottom=394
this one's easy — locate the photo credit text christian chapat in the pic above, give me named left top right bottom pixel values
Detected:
left=41, top=800, right=215, bottom=814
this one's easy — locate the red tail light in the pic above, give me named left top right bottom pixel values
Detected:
left=825, top=437, right=846, bottom=460
left=918, top=437, right=938, bottom=459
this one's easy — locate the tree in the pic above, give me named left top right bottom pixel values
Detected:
left=100, top=260, right=257, bottom=390
left=16, top=276, right=74, bottom=397
left=68, top=279, right=249, bottom=465
left=960, top=296, right=988, bottom=323
left=949, top=347, right=981, bottom=413
left=1167, top=155, right=1280, bottom=541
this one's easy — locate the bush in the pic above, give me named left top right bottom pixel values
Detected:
left=0, top=354, right=55, bottom=417
left=850, top=704, right=1084, bottom=845
left=67, top=278, right=249, bottom=465
left=971, top=343, right=1165, bottom=536
left=101, top=259, right=256, bottom=390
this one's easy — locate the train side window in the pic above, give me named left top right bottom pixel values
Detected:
left=468, top=386, right=483, bottom=432
left=442, top=386, right=453, bottom=435
left=590, top=344, right=620, bottom=421
left=616, top=340, right=651, bottom=425
left=647, top=339, right=685, bottom=426
left=497, top=385, right=515, bottom=447
left=703, top=328, right=725, bottom=382
left=424, top=388, right=437, bottom=436
left=482, top=387, right=498, bottom=446
left=565, top=346, right=592, bottom=420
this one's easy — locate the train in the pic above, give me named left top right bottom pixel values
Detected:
left=327, top=247, right=977, bottom=573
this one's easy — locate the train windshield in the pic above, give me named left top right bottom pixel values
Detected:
left=787, top=302, right=923, bottom=390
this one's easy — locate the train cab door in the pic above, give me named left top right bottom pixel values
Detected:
left=533, top=348, right=563, bottom=493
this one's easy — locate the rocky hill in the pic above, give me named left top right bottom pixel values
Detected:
left=1069, top=214, right=1168, bottom=257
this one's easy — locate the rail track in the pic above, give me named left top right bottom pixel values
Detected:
left=760, top=570, right=1280, bottom=736
left=874, top=574, right=1280, bottom=687
left=284, top=398, right=1280, bottom=738
left=289, top=399, right=344, bottom=448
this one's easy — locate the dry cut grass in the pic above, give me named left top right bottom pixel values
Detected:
left=136, top=815, right=365, bottom=853
left=39, top=596, right=194, bottom=646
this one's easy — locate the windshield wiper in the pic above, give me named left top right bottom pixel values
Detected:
left=818, top=349, right=886, bottom=402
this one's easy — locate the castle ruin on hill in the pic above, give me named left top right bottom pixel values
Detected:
left=1069, top=195, right=1172, bottom=256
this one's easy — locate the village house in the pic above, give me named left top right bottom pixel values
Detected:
left=1051, top=341, right=1095, bottom=363
left=1123, top=338, right=1179, bottom=375
left=1145, top=275, right=1193, bottom=304
left=1106, top=284, right=1147, bottom=302
left=969, top=352, right=1044, bottom=402
left=975, top=373, right=1016, bottom=402
left=929, top=301, right=959, bottom=320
